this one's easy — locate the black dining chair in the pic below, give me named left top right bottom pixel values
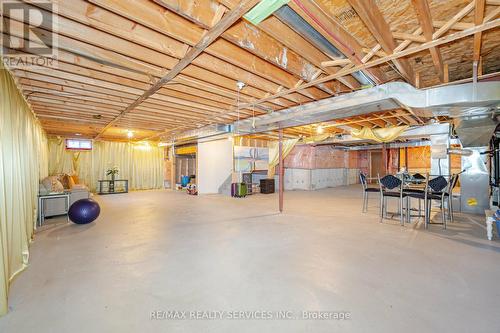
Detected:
left=360, top=172, right=379, bottom=213
left=403, top=174, right=428, bottom=220
left=412, top=173, right=426, bottom=180
left=406, top=174, right=456, bottom=229
left=378, top=174, right=409, bottom=225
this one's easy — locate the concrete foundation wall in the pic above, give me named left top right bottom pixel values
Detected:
left=284, top=168, right=360, bottom=191
left=281, top=145, right=361, bottom=191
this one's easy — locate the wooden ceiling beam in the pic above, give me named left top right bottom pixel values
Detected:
left=16, top=72, right=254, bottom=121
left=411, top=0, right=444, bottom=81
left=362, top=1, right=476, bottom=84
left=254, top=16, right=361, bottom=90
left=198, top=0, right=356, bottom=93
left=3, top=27, right=287, bottom=112
left=433, top=1, right=476, bottom=38
left=16, top=0, right=300, bottom=107
left=473, top=0, right=486, bottom=61
left=289, top=0, right=386, bottom=84
left=152, top=0, right=344, bottom=94
left=223, top=21, right=334, bottom=94
left=23, top=88, right=235, bottom=122
left=432, top=21, right=474, bottom=31
left=151, top=0, right=222, bottom=29
left=347, top=0, right=415, bottom=85
left=31, top=103, right=191, bottom=127
left=10, top=44, right=253, bottom=109
left=233, top=15, right=499, bottom=109
left=392, top=32, right=427, bottom=43
left=83, top=0, right=316, bottom=104
left=94, top=0, right=261, bottom=139
left=13, top=66, right=244, bottom=116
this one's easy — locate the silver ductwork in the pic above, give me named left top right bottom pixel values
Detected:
left=165, top=124, right=231, bottom=144
left=454, top=116, right=498, bottom=147
left=234, top=82, right=500, bottom=135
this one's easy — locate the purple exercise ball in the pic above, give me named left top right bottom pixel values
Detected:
left=68, top=198, right=100, bottom=224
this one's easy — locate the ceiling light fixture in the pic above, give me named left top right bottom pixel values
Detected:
left=316, top=125, right=324, bottom=134
left=127, top=130, right=134, bottom=138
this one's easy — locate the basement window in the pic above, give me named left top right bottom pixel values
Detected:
left=65, top=139, right=92, bottom=150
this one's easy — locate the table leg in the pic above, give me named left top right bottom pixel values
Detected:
left=38, top=197, right=41, bottom=227
left=40, top=198, right=44, bottom=227
left=66, top=195, right=70, bottom=222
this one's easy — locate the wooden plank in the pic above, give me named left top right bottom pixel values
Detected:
left=15, top=70, right=253, bottom=120
left=432, top=21, right=474, bottom=31
left=411, top=0, right=444, bottom=81
left=14, top=68, right=243, bottom=121
left=433, top=1, right=475, bottom=38
left=473, top=0, right=486, bottom=61
left=321, top=59, right=352, bottom=68
left=256, top=16, right=360, bottom=90
left=392, top=32, right=427, bottom=43
left=94, top=0, right=260, bottom=139
left=151, top=0, right=221, bottom=28
left=235, top=18, right=500, bottom=108
left=347, top=0, right=415, bottom=85
left=19, top=0, right=302, bottom=106
left=84, top=0, right=316, bottom=103
left=289, top=0, right=386, bottom=84
left=22, top=87, right=234, bottom=121
left=145, top=0, right=327, bottom=88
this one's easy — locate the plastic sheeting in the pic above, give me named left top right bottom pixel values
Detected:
left=268, top=138, right=299, bottom=177
left=244, top=0, right=289, bottom=25
left=351, top=126, right=409, bottom=143
left=302, top=133, right=331, bottom=144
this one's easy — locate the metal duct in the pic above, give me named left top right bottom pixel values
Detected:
left=234, top=82, right=500, bottom=134
left=454, top=116, right=498, bottom=147
left=274, top=5, right=373, bottom=86
left=168, top=124, right=231, bottom=144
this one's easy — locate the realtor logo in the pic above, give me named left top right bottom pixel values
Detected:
left=1, top=0, right=58, bottom=68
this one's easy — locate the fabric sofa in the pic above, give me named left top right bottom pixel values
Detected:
left=39, top=174, right=90, bottom=218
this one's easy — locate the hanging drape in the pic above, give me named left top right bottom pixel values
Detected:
left=267, top=138, right=299, bottom=178
left=351, top=125, right=409, bottom=143
left=48, top=139, right=164, bottom=192
left=0, top=65, right=49, bottom=316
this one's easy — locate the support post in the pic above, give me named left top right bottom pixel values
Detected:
left=171, top=145, right=176, bottom=190
left=382, top=143, right=388, bottom=175
left=279, top=128, right=284, bottom=213
left=404, top=147, right=409, bottom=170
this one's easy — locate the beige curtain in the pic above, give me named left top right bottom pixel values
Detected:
left=351, top=125, right=409, bottom=143
left=0, top=65, right=49, bottom=316
left=48, top=139, right=164, bottom=192
left=267, top=138, right=299, bottom=178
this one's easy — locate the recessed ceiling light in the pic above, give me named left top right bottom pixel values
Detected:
left=127, top=130, right=134, bottom=138
left=75, top=133, right=82, bottom=136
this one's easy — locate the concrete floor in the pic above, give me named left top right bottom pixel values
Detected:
left=1, top=186, right=499, bottom=332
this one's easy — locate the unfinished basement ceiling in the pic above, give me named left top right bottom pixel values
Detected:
left=2, top=0, right=499, bottom=141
